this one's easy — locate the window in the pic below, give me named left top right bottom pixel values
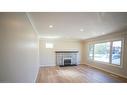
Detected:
left=46, top=43, right=53, bottom=48
left=111, top=41, right=122, bottom=65
left=88, top=40, right=123, bottom=66
left=94, top=42, right=110, bottom=63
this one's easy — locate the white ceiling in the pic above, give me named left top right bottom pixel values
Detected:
left=28, top=12, right=127, bottom=40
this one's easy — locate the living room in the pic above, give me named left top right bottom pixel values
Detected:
left=1, top=1, right=127, bottom=95
left=0, top=12, right=127, bottom=83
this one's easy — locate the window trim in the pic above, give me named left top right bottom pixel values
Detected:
left=88, top=44, right=94, bottom=61
left=88, top=38, right=124, bottom=68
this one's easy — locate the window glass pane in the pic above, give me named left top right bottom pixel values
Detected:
left=89, top=44, right=94, bottom=60
left=94, top=42, right=110, bottom=62
left=112, top=41, right=121, bottom=65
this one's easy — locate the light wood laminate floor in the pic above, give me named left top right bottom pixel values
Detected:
left=37, top=65, right=127, bottom=83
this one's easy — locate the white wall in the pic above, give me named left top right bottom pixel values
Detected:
left=0, top=13, right=39, bottom=83
left=39, top=39, right=82, bottom=67
left=82, top=31, right=127, bottom=78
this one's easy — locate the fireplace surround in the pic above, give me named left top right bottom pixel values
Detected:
left=55, top=51, right=78, bottom=66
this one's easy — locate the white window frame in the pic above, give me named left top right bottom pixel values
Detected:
left=88, top=38, right=124, bottom=68
left=88, top=44, right=94, bottom=61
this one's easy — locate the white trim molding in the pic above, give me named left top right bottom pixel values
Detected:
left=85, top=64, right=127, bottom=79
left=40, top=64, right=56, bottom=67
left=26, top=12, right=39, bottom=38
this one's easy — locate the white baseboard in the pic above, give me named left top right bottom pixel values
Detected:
left=40, top=64, right=56, bottom=67
left=40, top=63, right=82, bottom=67
left=34, top=65, right=40, bottom=83
left=85, top=64, right=127, bottom=79
left=79, top=63, right=82, bottom=64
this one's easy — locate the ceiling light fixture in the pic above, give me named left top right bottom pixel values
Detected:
left=102, top=32, right=105, bottom=35
left=49, top=25, right=53, bottom=28
left=80, top=29, right=84, bottom=32
left=46, top=42, right=53, bottom=48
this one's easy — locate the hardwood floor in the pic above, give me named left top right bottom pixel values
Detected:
left=37, top=65, right=127, bottom=83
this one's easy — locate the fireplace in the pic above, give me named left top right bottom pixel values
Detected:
left=63, top=58, right=72, bottom=66
left=55, top=51, right=78, bottom=67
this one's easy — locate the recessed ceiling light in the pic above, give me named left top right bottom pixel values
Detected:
left=49, top=25, right=53, bottom=28
left=46, top=42, right=53, bottom=48
left=80, top=29, right=84, bottom=32
left=102, top=32, right=105, bottom=35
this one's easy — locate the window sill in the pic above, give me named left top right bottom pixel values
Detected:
left=89, top=60, right=123, bottom=68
